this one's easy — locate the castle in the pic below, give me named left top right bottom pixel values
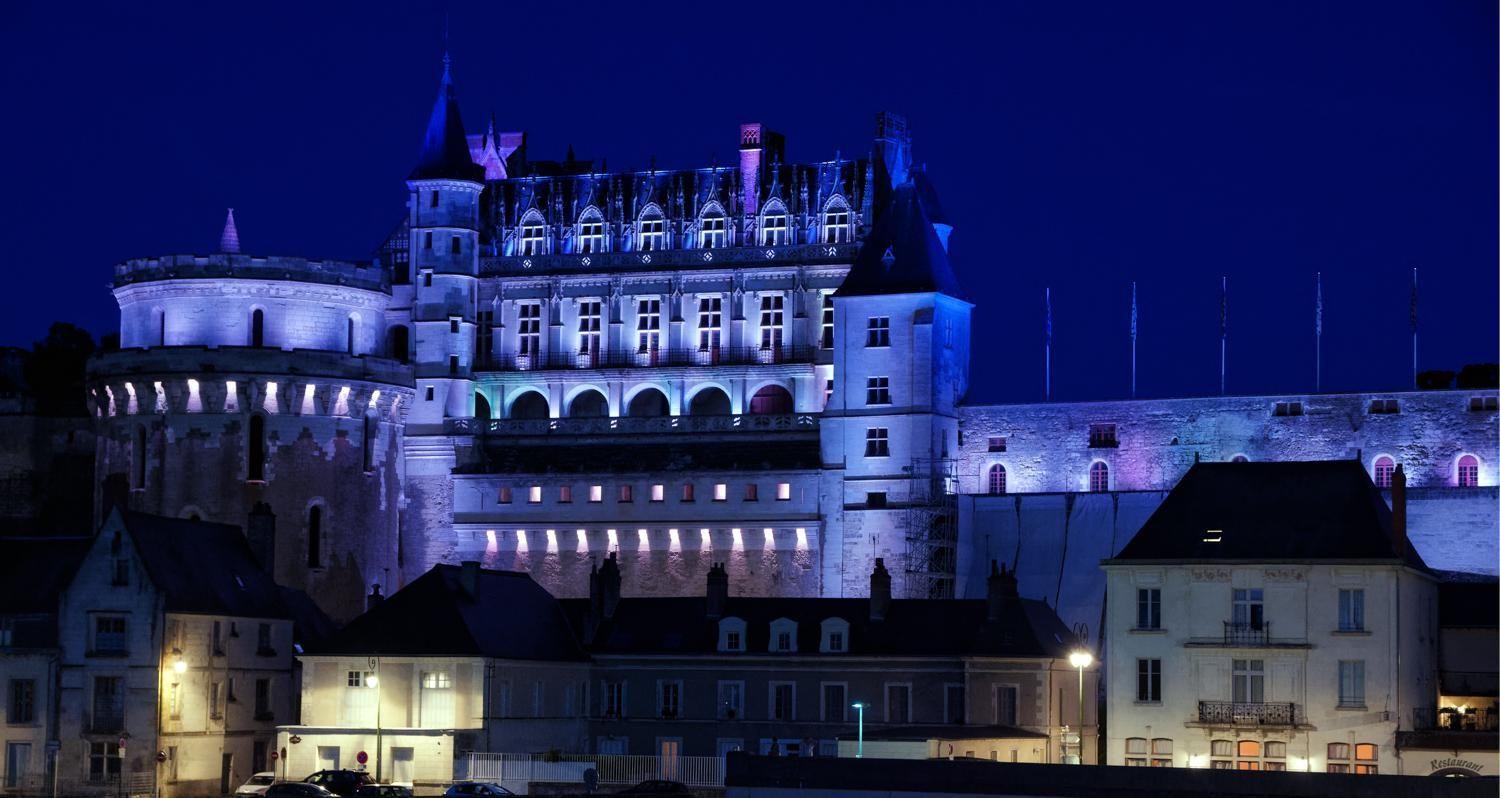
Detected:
left=85, top=58, right=1498, bottom=625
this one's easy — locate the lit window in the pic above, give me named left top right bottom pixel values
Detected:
left=577, top=300, right=602, bottom=358
left=865, top=428, right=890, bottom=458
left=761, top=213, right=787, bottom=246
left=700, top=213, right=727, bottom=248
left=776, top=483, right=791, bottom=501
left=713, top=484, right=727, bottom=502
left=1372, top=456, right=1395, bottom=488
left=650, top=484, right=664, bottom=502
left=638, top=214, right=665, bottom=251
left=1457, top=454, right=1480, bottom=487
left=823, top=208, right=851, bottom=244
left=1089, top=461, right=1110, bottom=492
left=1124, top=737, right=1147, bottom=767
left=588, top=485, right=603, bottom=503
left=759, top=294, right=784, bottom=353
left=528, top=486, right=542, bottom=504
left=517, top=303, right=541, bottom=358
left=866, top=376, right=891, bottom=405
left=697, top=297, right=722, bottom=354
left=578, top=219, right=604, bottom=254
left=1151, top=738, right=1172, bottom=767
left=520, top=222, right=546, bottom=256
left=637, top=299, right=661, bottom=355
left=866, top=316, right=890, bottom=347
left=820, top=294, right=835, bottom=349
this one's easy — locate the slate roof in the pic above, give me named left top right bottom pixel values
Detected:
left=409, top=58, right=485, bottom=183
left=558, top=595, right=1075, bottom=659
left=118, top=511, right=298, bottom=619
left=837, top=179, right=962, bottom=299
left=307, top=565, right=588, bottom=661
left=461, top=438, right=821, bottom=475
left=0, top=536, right=90, bottom=613
left=1110, top=461, right=1428, bottom=568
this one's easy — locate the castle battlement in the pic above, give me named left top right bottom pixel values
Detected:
left=113, top=253, right=389, bottom=293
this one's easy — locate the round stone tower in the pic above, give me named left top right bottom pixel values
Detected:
left=86, top=214, right=414, bottom=622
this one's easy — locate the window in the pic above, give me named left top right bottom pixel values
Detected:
left=770, top=683, right=795, bottom=721
left=1232, top=659, right=1264, bottom=703
left=770, top=619, right=796, bottom=652
left=93, top=616, right=127, bottom=656
left=254, top=678, right=272, bottom=719
left=823, top=208, right=851, bottom=244
left=518, top=303, right=541, bottom=359
left=866, top=316, right=890, bottom=347
left=476, top=310, right=494, bottom=366
left=212, top=621, right=224, bottom=656
left=450, top=235, right=462, bottom=255
left=1369, top=398, right=1399, bottom=414
left=92, top=677, right=123, bottom=733
left=1338, top=589, right=1365, bottom=632
left=1136, top=588, right=1161, bottom=630
left=987, top=436, right=1007, bottom=452
left=306, top=505, right=322, bottom=568
left=650, top=484, right=664, bottom=503
left=1327, top=742, right=1377, bottom=774
left=1124, top=737, right=1147, bottom=767
left=618, top=485, right=633, bottom=503
left=425, top=386, right=434, bottom=402
left=713, top=483, right=727, bottom=502
left=247, top=414, right=265, bottom=481
left=9, top=679, right=35, bottom=724
left=1136, top=659, right=1161, bottom=702
left=637, top=299, right=661, bottom=354
left=250, top=308, right=265, bottom=347
left=423, top=231, right=433, bottom=251
left=657, top=680, right=682, bottom=719
left=987, top=464, right=1007, bottom=495
left=558, top=485, right=573, bottom=503
left=88, top=741, right=122, bottom=783
left=257, top=623, right=273, bottom=655
left=717, top=682, right=744, bottom=719
left=744, top=483, right=759, bottom=501
left=820, top=294, right=834, bottom=348
left=1088, top=461, right=1109, bottom=492
left=1235, top=740, right=1261, bottom=770
left=1209, top=739, right=1233, bottom=769
left=866, top=491, right=887, bottom=508
left=994, top=684, right=1018, bottom=726
left=1088, top=423, right=1118, bottom=448
left=761, top=213, right=787, bottom=246
left=697, top=297, right=722, bottom=354
left=578, top=300, right=602, bottom=357
left=681, top=483, right=695, bottom=502
left=528, top=485, right=542, bottom=504
left=866, top=376, right=891, bottom=405
left=776, top=482, right=791, bottom=501
left=638, top=214, right=665, bottom=251
left=111, top=557, right=129, bottom=587
left=759, top=294, right=784, bottom=352
left=885, top=684, right=911, bottom=723
left=1469, top=396, right=1499, bottom=412
left=1338, top=660, right=1365, bottom=707
left=498, top=486, right=513, bottom=504
left=1372, top=456, right=1395, bottom=488
left=1458, top=454, right=1480, bottom=487
left=589, top=485, right=603, bottom=503
left=1232, top=588, right=1264, bottom=630
left=822, top=683, right=847, bottom=722
left=1151, top=738, right=1173, bottom=768
left=603, top=682, right=625, bottom=718
left=718, top=618, right=746, bottom=652
left=700, top=214, right=726, bottom=248
left=865, top=428, right=890, bottom=457
left=1273, top=401, right=1303, bottom=417
left=944, top=684, right=965, bottom=724
left=422, top=270, right=433, bottom=286
left=520, top=221, right=546, bottom=256
left=579, top=219, right=604, bottom=253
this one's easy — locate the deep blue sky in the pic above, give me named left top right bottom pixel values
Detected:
left=2, top=1, right=1494, bottom=403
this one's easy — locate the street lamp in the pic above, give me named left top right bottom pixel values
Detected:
left=366, top=659, right=382, bottom=782
left=1068, top=650, right=1093, bottom=764
left=172, top=657, right=187, bottom=675
left=851, top=702, right=867, bottom=758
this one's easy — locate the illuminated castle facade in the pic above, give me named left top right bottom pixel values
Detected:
left=86, top=59, right=1498, bottom=626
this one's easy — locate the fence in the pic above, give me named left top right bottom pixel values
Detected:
left=466, top=753, right=724, bottom=789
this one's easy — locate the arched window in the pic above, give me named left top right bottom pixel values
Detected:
left=987, top=464, right=1007, bottom=495
left=823, top=198, right=852, bottom=244
left=510, top=391, right=550, bottom=420
left=250, top=309, right=265, bottom=347
left=1231, top=454, right=1249, bottom=463
left=157, top=309, right=167, bottom=347
left=346, top=316, right=356, bottom=355
left=247, top=414, right=266, bottom=481
left=699, top=210, right=727, bottom=249
left=1372, top=456, right=1395, bottom=488
left=577, top=207, right=605, bottom=254
left=306, top=505, right=322, bottom=568
left=518, top=210, right=547, bottom=256
left=637, top=207, right=665, bottom=252
left=759, top=201, right=788, bottom=246
left=1089, top=461, right=1109, bottom=492
left=1457, top=454, right=1480, bottom=487
left=748, top=385, right=793, bottom=415
left=135, top=425, right=148, bottom=489
left=474, top=393, right=491, bottom=421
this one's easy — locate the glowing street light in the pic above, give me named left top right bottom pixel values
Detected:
left=172, top=657, right=187, bottom=675
left=1068, top=650, right=1093, bottom=764
left=851, top=702, right=867, bottom=758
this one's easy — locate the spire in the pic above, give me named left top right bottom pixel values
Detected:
left=409, top=54, right=484, bottom=182
left=837, top=181, right=962, bottom=300
left=219, top=208, right=241, bottom=254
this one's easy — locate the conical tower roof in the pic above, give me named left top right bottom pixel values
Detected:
left=219, top=208, right=241, bottom=254
left=837, top=178, right=962, bottom=299
left=409, top=56, right=484, bottom=182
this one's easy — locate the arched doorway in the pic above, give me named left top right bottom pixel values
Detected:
left=474, top=393, right=491, bottom=420
left=568, top=390, right=609, bottom=418
left=509, top=391, right=550, bottom=420
left=626, top=388, right=670, bottom=417
left=748, top=385, right=793, bottom=415
left=688, top=387, right=732, bottom=416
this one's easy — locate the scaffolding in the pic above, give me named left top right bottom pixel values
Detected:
left=904, top=456, right=959, bottom=598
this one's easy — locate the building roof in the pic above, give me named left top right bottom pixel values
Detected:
left=0, top=535, right=90, bottom=614
left=307, top=564, right=588, bottom=661
left=558, top=595, right=1075, bottom=659
left=461, top=438, right=822, bottom=475
left=116, top=510, right=297, bottom=619
left=836, top=724, right=1049, bottom=742
left=409, top=57, right=485, bottom=183
left=837, top=179, right=962, bottom=299
left=1109, top=461, right=1428, bottom=568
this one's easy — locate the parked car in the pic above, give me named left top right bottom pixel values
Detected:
left=355, top=786, right=414, bottom=798
left=266, top=784, right=336, bottom=798
left=236, top=773, right=279, bottom=796
left=617, top=781, right=691, bottom=797
left=305, top=770, right=375, bottom=797
left=442, top=782, right=515, bottom=798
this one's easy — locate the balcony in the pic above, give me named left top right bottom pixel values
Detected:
left=445, top=412, right=818, bottom=438
left=1398, top=707, right=1499, bottom=752
left=481, top=241, right=858, bottom=276
left=481, top=345, right=818, bottom=373
left=1185, top=622, right=1309, bottom=649
left=1197, top=701, right=1299, bottom=727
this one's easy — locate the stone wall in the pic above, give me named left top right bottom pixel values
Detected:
left=0, top=414, right=94, bottom=534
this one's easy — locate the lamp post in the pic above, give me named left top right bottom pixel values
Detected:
left=851, top=702, right=867, bottom=758
left=1067, top=650, right=1093, bottom=764
left=366, top=658, right=382, bottom=782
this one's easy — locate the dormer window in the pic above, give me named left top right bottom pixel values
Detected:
left=700, top=214, right=727, bottom=249
left=823, top=206, right=851, bottom=244
left=718, top=617, right=747, bottom=653
left=519, top=215, right=547, bottom=256
left=578, top=214, right=604, bottom=254
left=820, top=618, right=849, bottom=653
left=769, top=618, right=797, bottom=653
left=638, top=212, right=665, bottom=251
left=761, top=213, right=788, bottom=246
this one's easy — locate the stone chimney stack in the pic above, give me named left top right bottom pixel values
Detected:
left=366, top=583, right=385, bottom=613
left=987, top=560, right=1019, bottom=623
left=245, top=502, right=276, bottom=575
left=706, top=562, right=729, bottom=620
left=869, top=558, right=892, bottom=622
left=458, top=560, right=480, bottom=600
left=599, top=552, right=622, bottom=619
left=1391, top=463, right=1408, bottom=556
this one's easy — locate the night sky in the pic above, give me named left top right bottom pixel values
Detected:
left=1, top=1, right=1493, bottom=404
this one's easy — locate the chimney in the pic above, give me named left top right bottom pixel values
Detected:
left=458, top=560, right=480, bottom=600
left=869, top=558, right=892, bottom=622
left=366, top=583, right=385, bottom=612
left=705, top=563, right=729, bottom=619
left=599, top=553, right=622, bottom=619
left=245, top=502, right=276, bottom=575
left=987, top=560, right=1019, bottom=622
left=1391, top=464, right=1408, bottom=556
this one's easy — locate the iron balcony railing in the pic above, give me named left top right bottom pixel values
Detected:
left=1223, top=621, right=1270, bottom=646
left=89, top=709, right=125, bottom=734
left=444, top=412, right=818, bottom=437
left=1198, top=701, right=1299, bottom=726
left=481, top=345, right=818, bottom=372
left=1412, top=707, right=1498, bottom=732
left=481, top=241, right=859, bottom=275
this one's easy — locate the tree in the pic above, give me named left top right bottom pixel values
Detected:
left=1456, top=363, right=1499, bottom=390
left=1416, top=369, right=1455, bottom=391
left=22, top=322, right=95, bottom=417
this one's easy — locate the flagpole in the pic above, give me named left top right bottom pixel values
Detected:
left=1045, top=287, right=1053, bottom=401
left=1130, top=282, right=1138, bottom=399
left=1219, top=276, right=1228, bottom=396
left=1411, top=267, right=1418, bottom=389
left=1315, top=272, right=1323, bottom=393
